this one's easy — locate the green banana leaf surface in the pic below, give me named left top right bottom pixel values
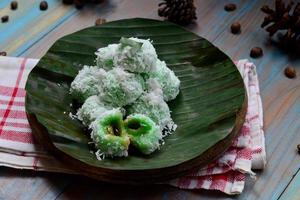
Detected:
left=25, top=18, right=246, bottom=171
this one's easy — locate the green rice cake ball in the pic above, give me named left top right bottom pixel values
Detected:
left=76, top=96, right=113, bottom=126
left=70, top=66, right=107, bottom=102
left=149, top=59, right=180, bottom=102
left=95, top=44, right=119, bottom=70
left=124, top=114, right=162, bottom=155
left=99, top=68, right=144, bottom=107
left=127, top=88, right=175, bottom=131
left=146, top=78, right=164, bottom=97
left=91, top=109, right=130, bottom=159
left=114, top=37, right=158, bottom=73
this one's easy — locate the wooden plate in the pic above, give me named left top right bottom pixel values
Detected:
left=25, top=18, right=247, bottom=184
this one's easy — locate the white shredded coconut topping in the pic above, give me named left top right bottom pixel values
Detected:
left=70, top=37, right=181, bottom=160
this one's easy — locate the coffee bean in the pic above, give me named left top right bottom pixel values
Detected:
left=11, top=1, right=18, bottom=10
left=250, top=47, right=263, bottom=58
left=297, top=144, right=300, bottom=154
left=91, top=0, right=104, bottom=4
left=224, top=3, right=237, bottom=12
left=231, top=22, right=241, bottom=34
left=74, top=0, right=84, bottom=9
left=1, top=15, right=9, bottom=23
left=284, top=66, right=296, bottom=79
left=0, top=52, right=7, bottom=56
left=40, top=1, right=48, bottom=11
left=62, top=0, right=74, bottom=4
left=95, top=18, right=106, bottom=26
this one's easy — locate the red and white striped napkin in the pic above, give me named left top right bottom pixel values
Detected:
left=0, top=57, right=266, bottom=195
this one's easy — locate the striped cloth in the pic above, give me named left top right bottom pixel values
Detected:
left=0, top=57, right=266, bottom=195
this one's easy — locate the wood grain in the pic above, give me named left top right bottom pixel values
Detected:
left=279, top=169, right=300, bottom=200
left=212, top=0, right=300, bottom=199
left=0, top=0, right=76, bottom=56
left=0, top=167, right=70, bottom=200
left=0, top=0, right=300, bottom=199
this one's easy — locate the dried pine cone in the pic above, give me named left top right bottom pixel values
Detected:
left=261, top=0, right=300, bottom=47
left=158, top=0, right=197, bottom=25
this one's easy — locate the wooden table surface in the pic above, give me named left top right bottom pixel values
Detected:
left=1, top=0, right=300, bottom=199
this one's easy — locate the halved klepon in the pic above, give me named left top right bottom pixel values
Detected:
left=90, top=109, right=130, bottom=159
left=124, top=114, right=162, bottom=155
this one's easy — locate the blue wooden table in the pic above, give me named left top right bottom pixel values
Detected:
left=1, top=0, right=300, bottom=199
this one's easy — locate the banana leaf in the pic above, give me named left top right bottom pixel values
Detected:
left=25, top=18, right=246, bottom=183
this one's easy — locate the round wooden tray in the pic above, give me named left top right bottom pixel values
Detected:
left=25, top=18, right=247, bottom=184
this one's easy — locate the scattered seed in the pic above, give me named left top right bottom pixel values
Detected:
left=231, top=22, right=241, bottom=34
left=11, top=1, right=18, bottom=10
left=62, top=0, right=74, bottom=4
left=297, top=144, right=300, bottom=154
left=284, top=66, right=296, bottom=79
left=74, top=0, right=84, bottom=9
left=95, top=18, right=106, bottom=26
left=1, top=15, right=9, bottom=23
left=224, top=3, right=237, bottom=12
left=0, top=52, right=7, bottom=56
left=93, top=0, right=104, bottom=4
left=40, top=1, right=48, bottom=11
left=250, top=47, right=263, bottom=58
